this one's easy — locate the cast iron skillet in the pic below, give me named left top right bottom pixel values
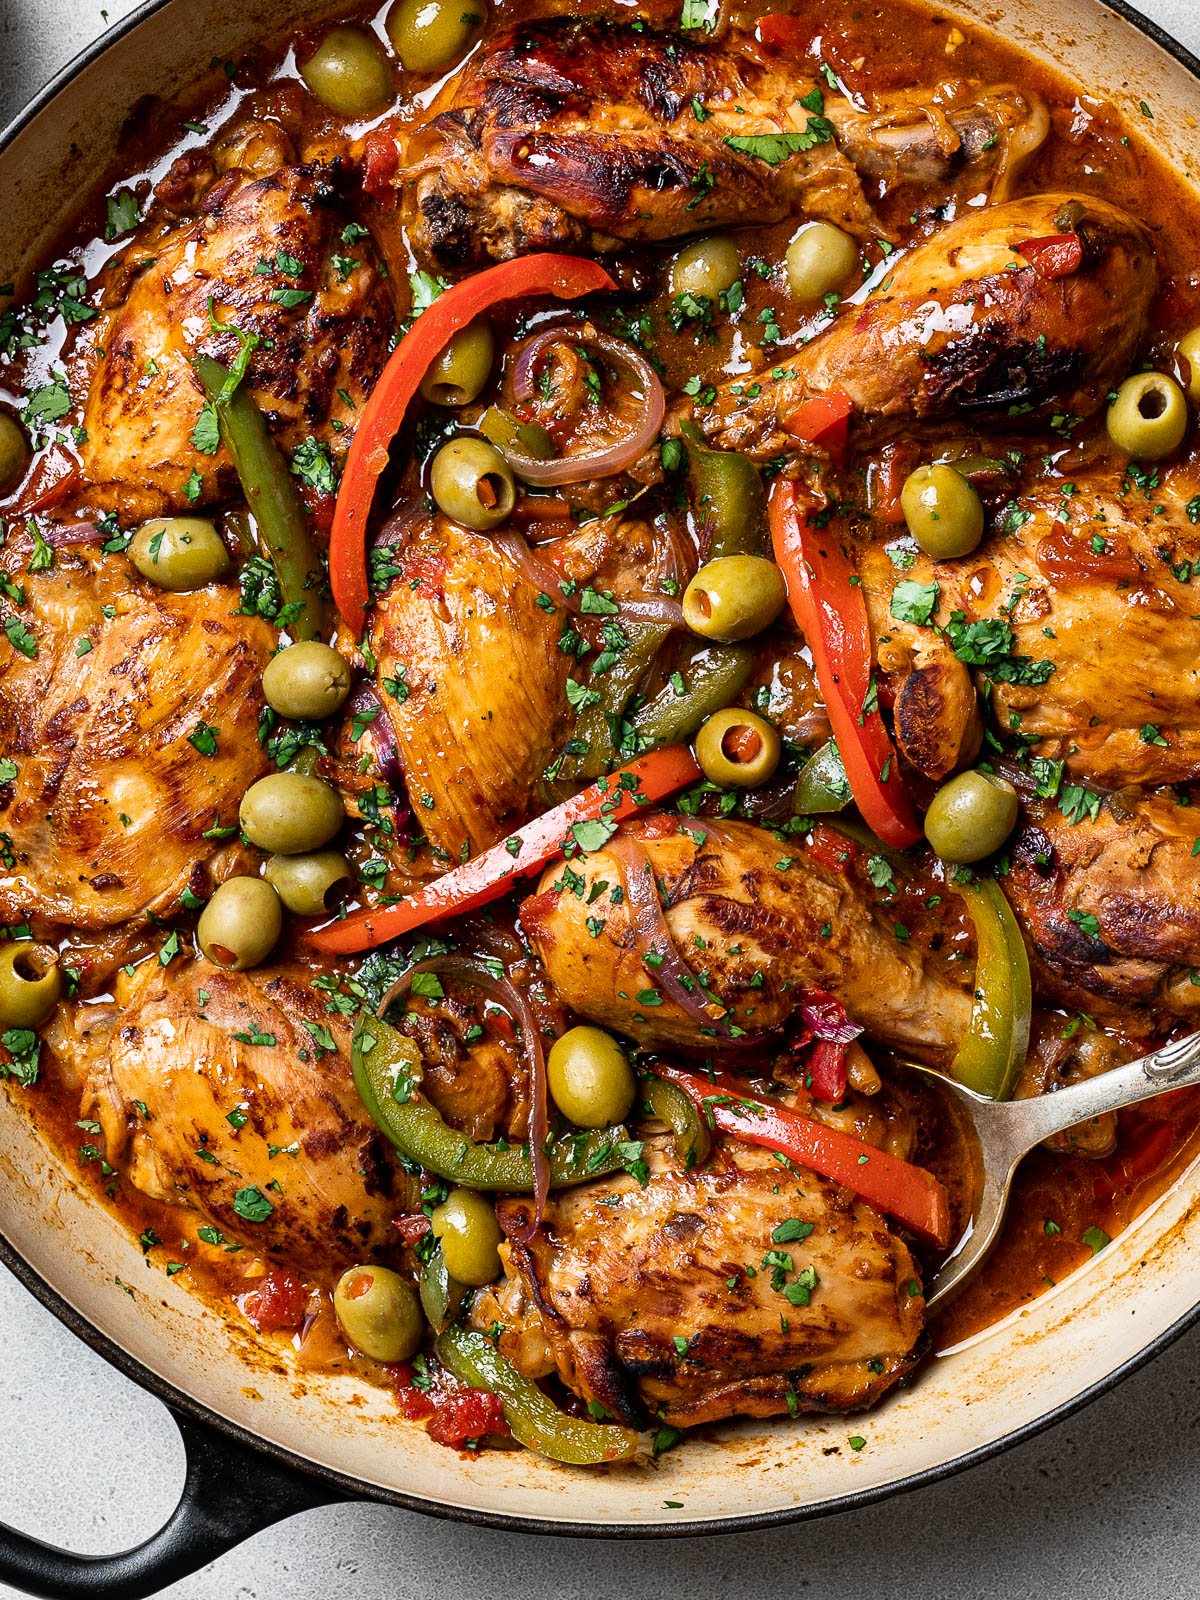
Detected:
left=1, top=2, right=1199, bottom=1594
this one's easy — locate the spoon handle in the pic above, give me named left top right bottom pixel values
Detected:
left=1006, top=1029, right=1200, bottom=1150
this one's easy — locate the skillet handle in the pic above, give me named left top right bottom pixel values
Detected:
left=0, top=1406, right=346, bottom=1599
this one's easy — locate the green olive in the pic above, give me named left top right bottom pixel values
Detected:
left=430, top=1188, right=503, bottom=1286
left=263, top=850, right=352, bottom=915
left=785, top=222, right=858, bottom=302
left=239, top=772, right=344, bottom=855
left=924, top=770, right=1019, bottom=864
left=128, top=518, right=231, bottom=591
left=682, top=554, right=787, bottom=642
left=429, top=436, right=516, bottom=530
left=197, top=877, right=282, bottom=970
left=333, top=1264, right=423, bottom=1362
left=0, top=943, right=62, bottom=1028
left=419, top=318, right=495, bottom=407
left=669, top=235, right=741, bottom=303
left=1106, top=371, right=1189, bottom=459
left=695, top=707, right=781, bottom=788
left=387, top=0, right=485, bottom=72
left=0, top=413, right=29, bottom=495
left=261, top=642, right=352, bottom=721
left=547, top=1026, right=636, bottom=1129
left=900, top=464, right=985, bottom=559
left=300, top=27, right=392, bottom=118
left=1178, top=327, right=1200, bottom=404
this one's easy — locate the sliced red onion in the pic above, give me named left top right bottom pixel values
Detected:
left=491, top=530, right=683, bottom=627
left=799, top=990, right=863, bottom=1046
left=347, top=679, right=411, bottom=841
left=606, top=829, right=746, bottom=1042
left=379, top=954, right=549, bottom=1238
left=44, top=521, right=106, bottom=547
left=504, top=327, right=665, bottom=486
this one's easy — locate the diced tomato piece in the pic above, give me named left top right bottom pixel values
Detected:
left=241, top=1269, right=308, bottom=1333
left=361, top=128, right=400, bottom=198
left=1014, top=234, right=1083, bottom=279
left=806, top=823, right=858, bottom=875
left=391, top=1365, right=436, bottom=1421
left=426, top=1387, right=509, bottom=1448
left=393, top=1213, right=432, bottom=1244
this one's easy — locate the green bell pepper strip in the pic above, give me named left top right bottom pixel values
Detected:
left=793, top=738, right=852, bottom=814
left=570, top=620, right=673, bottom=780
left=640, top=1073, right=710, bottom=1171
left=353, top=1015, right=632, bottom=1189
left=681, top=423, right=765, bottom=559
left=630, top=640, right=757, bottom=750
left=950, top=878, right=1032, bottom=1100
left=193, top=353, right=326, bottom=641
left=419, top=1243, right=470, bottom=1334
left=436, top=1326, right=639, bottom=1464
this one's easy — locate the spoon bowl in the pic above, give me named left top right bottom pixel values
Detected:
left=906, top=1029, right=1200, bottom=1309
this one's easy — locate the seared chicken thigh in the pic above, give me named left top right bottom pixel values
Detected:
left=488, top=1137, right=925, bottom=1427
left=522, top=817, right=971, bottom=1057
left=80, top=166, right=392, bottom=518
left=702, top=194, right=1156, bottom=452
left=81, top=961, right=397, bottom=1271
left=859, top=469, right=1200, bottom=788
left=406, top=19, right=1045, bottom=266
left=0, top=543, right=271, bottom=929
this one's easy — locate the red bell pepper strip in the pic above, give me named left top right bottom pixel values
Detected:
left=306, top=745, right=701, bottom=954
left=769, top=479, right=921, bottom=848
left=1015, top=234, right=1083, bottom=279
left=656, top=1064, right=951, bottom=1248
left=783, top=389, right=854, bottom=456
left=330, top=253, right=617, bottom=637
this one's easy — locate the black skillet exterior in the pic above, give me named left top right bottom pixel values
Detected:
left=0, top=1, right=1199, bottom=1592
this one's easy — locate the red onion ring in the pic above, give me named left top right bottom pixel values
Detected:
left=504, top=327, right=665, bottom=486
left=606, top=828, right=748, bottom=1043
left=44, top=521, right=106, bottom=547
left=492, top=530, right=684, bottom=627
left=379, top=954, right=549, bottom=1239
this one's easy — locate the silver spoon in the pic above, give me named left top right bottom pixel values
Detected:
left=905, top=1029, right=1200, bottom=1309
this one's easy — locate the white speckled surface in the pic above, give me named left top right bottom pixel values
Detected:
left=3, top=2, right=1200, bottom=1593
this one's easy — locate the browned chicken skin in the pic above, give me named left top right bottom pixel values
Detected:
left=487, top=1137, right=925, bottom=1428
left=702, top=193, right=1157, bottom=452
left=81, top=961, right=398, bottom=1272
left=522, top=817, right=972, bottom=1058
left=0, top=542, right=271, bottom=930
left=406, top=19, right=1045, bottom=266
left=79, top=166, right=393, bottom=518
left=858, top=469, right=1200, bottom=788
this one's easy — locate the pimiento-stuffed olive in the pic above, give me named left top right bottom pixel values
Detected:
left=239, top=773, right=345, bottom=855
left=924, top=770, right=1019, bottom=863
left=546, top=1026, right=636, bottom=1129
left=785, top=222, right=858, bottom=302
left=430, top=1188, right=504, bottom=1286
left=261, top=642, right=352, bottom=721
left=386, top=0, right=485, bottom=73
left=682, top=554, right=787, bottom=642
left=299, top=26, right=393, bottom=117
left=1106, top=371, right=1189, bottom=459
left=0, top=413, right=29, bottom=495
left=0, top=943, right=62, bottom=1029
left=429, top=437, right=516, bottom=530
left=333, top=1265, right=423, bottom=1362
left=128, top=518, right=232, bottom=591
left=197, top=877, right=282, bottom=970
left=670, top=235, right=741, bottom=303
left=264, top=850, right=352, bottom=915
left=695, top=707, right=781, bottom=787
left=900, top=464, right=985, bottom=558
left=419, top=318, right=495, bottom=407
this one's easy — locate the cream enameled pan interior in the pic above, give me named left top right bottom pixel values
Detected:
left=2, top=0, right=1200, bottom=1530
